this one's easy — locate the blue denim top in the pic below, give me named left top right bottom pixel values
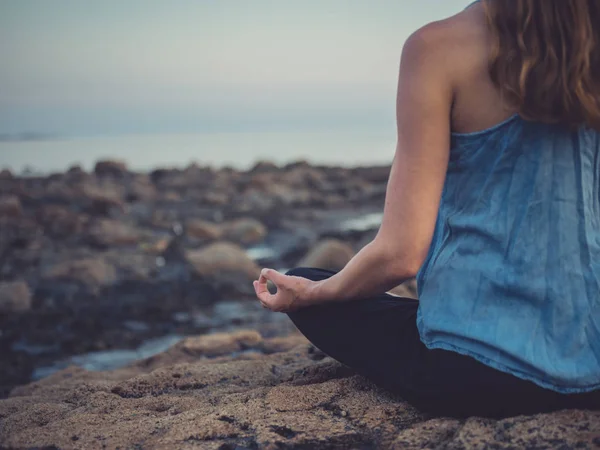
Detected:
left=416, top=114, right=600, bottom=393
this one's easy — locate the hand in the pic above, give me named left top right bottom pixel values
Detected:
left=253, top=268, right=314, bottom=312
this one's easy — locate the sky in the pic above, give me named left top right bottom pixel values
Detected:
left=0, top=0, right=471, bottom=137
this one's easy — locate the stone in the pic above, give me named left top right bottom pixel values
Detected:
left=42, top=258, right=117, bottom=289
left=185, top=219, right=223, bottom=241
left=185, top=242, right=261, bottom=280
left=94, top=159, right=128, bottom=177
left=250, top=160, right=279, bottom=173
left=0, top=281, right=32, bottom=313
left=0, top=195, right=22, bottom=218
left=80, top=181, right=125, bottom=215
left=180, top=330, right=262, bottom=357
left=86, top=219, right=140, bottom=247
left=221, top=218, right=267, bottom=245
left=36, top=205, right=88, bottom=238
left=127, top=175, right=157, bottom=202
left=2, top=329, right=596, bottom=449
left=298, top=239, right=355, bottom=271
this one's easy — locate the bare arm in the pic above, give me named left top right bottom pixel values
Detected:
left=254, top=24, right=456, bottom=311
left=304, top=25, right=455, bottom=304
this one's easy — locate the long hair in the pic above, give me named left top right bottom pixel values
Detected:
left=483, top=0, right=600, bottom=130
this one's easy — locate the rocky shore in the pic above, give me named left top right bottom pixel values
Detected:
left=0, top=159, right=413, bottom=395
left=1, top=160, right=597, bottom=449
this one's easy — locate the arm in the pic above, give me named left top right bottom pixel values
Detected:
left=305, top=25, right=455, bottom=304
left=255, top=24, right=455, bottom=311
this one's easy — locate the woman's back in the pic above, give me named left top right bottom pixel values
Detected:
left=417, top=0, right=600, bottom=392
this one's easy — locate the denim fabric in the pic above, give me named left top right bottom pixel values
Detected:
left=416, top=114, right=600, bottom=393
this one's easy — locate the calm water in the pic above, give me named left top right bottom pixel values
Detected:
left=0, top=129, right=397, bottom=174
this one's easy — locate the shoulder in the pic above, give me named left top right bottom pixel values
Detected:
left=401, top=5, right=488, bottom=76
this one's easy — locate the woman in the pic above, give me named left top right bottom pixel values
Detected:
left=253, top=0, right=600, bottom=418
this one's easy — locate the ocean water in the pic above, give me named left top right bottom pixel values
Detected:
left=0, top=129, right=397, bottom=174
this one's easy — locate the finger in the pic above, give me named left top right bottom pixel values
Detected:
left=260, top=268, right=287, bottom=286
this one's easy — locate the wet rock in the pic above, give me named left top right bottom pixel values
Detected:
left=41, top=258, right=117, bottom=291
left=94, top=159, right=128, bottom=177
left=222, top=218, right=267, bottom=245
left=0, top=281, right=32, bottom=313
left=298, top=239, right=355, bottom=271
left=0, top=195, right=22, bottom=218
left=185, top=242, right=260, bottom=281
left=86, top=219, right=140, bottom=248
left=186, top=219, right=223, bottom=241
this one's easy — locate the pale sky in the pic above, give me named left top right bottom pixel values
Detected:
left=0, top=1, right=471, bottom=136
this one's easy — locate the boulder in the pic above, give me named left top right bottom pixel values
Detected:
left=221, top=218, right=267, bottom=245
left=94, top=159, right=128, bottom=177
left=0, top=195, right=22, bottom=218
left=42, top=258, right=117, bottom=289
left=0, top=281, right=32, bottom=313
left=86, top=219, right=140, bottom=247
left=186, top=219, right=223, bottom=241
left=185, top=242, right=260, bottom=280
left=299, top=239, right=355, bottom=271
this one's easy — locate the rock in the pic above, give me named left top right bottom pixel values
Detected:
left=250, top=160, right=279, bottom=173
left=221, top=218, right=267, bottom=245
left=202, top=191, right=230, bottom=206
left=36, top=205, right=88, bottom=238
left=180, top=330, right=262, bottom=357
left=94, top=160, right=128, bottom=177
left=127, top=175, right=157, bottom=202
left=81, top=181, right=124, bottom=215
left=299, top=239, right=355, bottom=271
left=0, top=281, right=32, bottom=313
left=1, top=329, right=597, bottom=449
left=0, top=195, right=22, bottom=218
left=185, top=242, right=260, bottom=281
left=285, top=166, right=328, bottom=190
left=65, top=165, right=88, bottom=183
left=42, top=258, right=117, bottom=290
left=186, top=219, right=223, bottom=241
left=86, top=219, right=140, bottom=248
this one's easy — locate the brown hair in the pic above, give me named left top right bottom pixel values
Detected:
left=483, top=0, right=600, bottom=130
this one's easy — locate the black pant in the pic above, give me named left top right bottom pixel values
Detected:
left=286, top=267, right=600, bottom=418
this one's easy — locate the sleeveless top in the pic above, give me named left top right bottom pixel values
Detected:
left=416, top=114, right=600, bottom=393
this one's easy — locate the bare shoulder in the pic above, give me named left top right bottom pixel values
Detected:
left=401, top=4, right=488, bottom=76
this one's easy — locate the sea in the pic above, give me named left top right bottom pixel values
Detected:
left=0, top=129, right=397, bottom=174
